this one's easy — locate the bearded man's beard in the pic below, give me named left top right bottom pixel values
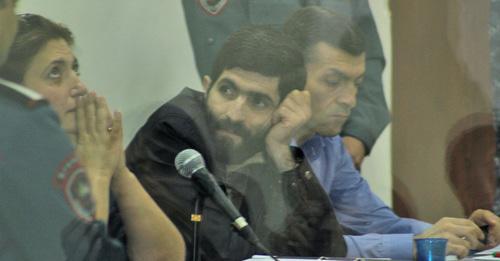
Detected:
left=207, top=112, right=268, bottom=165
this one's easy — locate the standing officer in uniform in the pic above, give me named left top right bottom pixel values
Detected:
left=182, top=0, right=389, bottom=169
left=0, top=0, right=126, bottom=259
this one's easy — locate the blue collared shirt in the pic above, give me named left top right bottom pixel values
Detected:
left=300, top=134, right=432, bottom=260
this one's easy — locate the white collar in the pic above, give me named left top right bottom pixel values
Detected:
left=0, top=78, right=43, bottom=100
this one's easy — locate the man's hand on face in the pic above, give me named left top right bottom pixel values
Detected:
left=266, top=90, right=311, bottom=172
left=414, top=217, right=485, bottom=259
left=342, top=136, right=366, bottom=170
left=469, top=209, right=500, bottom=248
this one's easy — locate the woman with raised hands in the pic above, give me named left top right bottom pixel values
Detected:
left=0, top=13, right=185, bottom=261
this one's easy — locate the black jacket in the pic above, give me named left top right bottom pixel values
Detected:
left=122, top=88, right=346, bottom=260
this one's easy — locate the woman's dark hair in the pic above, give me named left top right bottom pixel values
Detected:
left=0, top=14, right=74, bottom=83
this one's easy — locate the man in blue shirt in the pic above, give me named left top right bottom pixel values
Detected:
left=284, top=6, right=500, bottom=260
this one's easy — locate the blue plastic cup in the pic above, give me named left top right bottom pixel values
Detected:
left=415, top=238, right=448, bottom=261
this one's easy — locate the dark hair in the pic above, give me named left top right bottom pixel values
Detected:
left=210, top=25, right=306, bottom=101
left=283, top=6, right=365, bottom=61
left=0, top=14, right=74, bottom=83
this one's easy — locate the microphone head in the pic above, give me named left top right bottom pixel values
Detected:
left=175, top=149, right=206, bottom=178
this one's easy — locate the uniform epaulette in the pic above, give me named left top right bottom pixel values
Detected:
left=0, top=78, right=48, bottom=108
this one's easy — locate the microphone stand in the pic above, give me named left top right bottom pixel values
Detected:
left=192, top=196, right=205, bottom=261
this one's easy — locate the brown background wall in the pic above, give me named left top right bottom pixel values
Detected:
left=391, top=0, right=492, bottom=222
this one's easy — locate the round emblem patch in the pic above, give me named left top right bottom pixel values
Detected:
left=53, top=154, right=95, bottom=222
left=197, top=0, right=228, bottom=16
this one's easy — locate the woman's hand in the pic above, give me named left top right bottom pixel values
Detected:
left=75, top=92, right=123, bottom=181
left=75, top=92, right=123, bottom=221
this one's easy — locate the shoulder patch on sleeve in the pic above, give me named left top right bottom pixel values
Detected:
left=52, top=153, right=95, bottom=222
left=197, top=0, right=228, bottom=15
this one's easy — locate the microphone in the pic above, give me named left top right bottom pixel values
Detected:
left=175, top=149, right=272, bottom=256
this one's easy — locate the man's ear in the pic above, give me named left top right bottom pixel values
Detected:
left=202, top=75, right=212, bottom=93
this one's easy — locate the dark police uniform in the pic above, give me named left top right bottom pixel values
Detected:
left=0, top=79, right=126, bottom=261
left=183, top=0, right=390, bottom=153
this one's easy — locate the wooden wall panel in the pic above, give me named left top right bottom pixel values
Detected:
left=391, top=0, right=492, bottom=222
